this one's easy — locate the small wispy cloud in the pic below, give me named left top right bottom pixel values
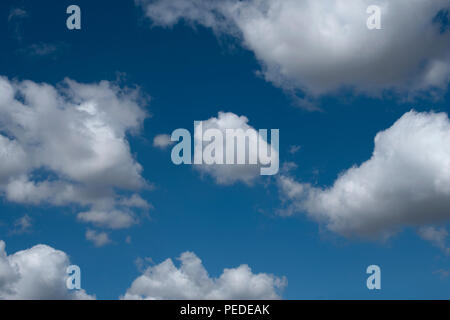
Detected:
left=8, top=7, right=29, bottom=42
left=17, top=42, right=68, bottom=58
left=433, top=269, right=450, bottom=279
left=8, top=8, right=28, bottom=22
left=85, top=229, right=111, bottom=247
left=11, top=214, right=32, bottom=235
left=153, top=134, right=174, bottom=149
left=289, top=145, right=301, bottom=155
left=418, top=226, right=450, bottom=255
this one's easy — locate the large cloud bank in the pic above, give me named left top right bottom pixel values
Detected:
left=0, top=240, right=93, bottom=299
left=278, top=111, right=450, bottom=239
left=0, top=76, right=150, bottom=229
left=123, top=251, right=286, bottom=300
left=138, top=0, right=450, bottom=106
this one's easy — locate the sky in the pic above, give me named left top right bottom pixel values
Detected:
left=0, top=0, right=450, bottom=300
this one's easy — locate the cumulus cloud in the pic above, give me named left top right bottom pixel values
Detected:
left=153, top=134, right=174, bottom=149
left=0, top=240, right=94, bottom=299
left=85, top=229, right=111, bottom=247
left=122, top=251, right=286, bottom=300
left=278, top=111, right=450, bottom=238
left=0, top=76, right=150, bottom=229
left=191, top=112, right=279, bottom=185
left=137, top=0, right=450, bottom=106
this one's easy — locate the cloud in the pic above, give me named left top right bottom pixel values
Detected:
left=418, top=226, right=450, bottom=255
left=153, top=134, right=174, bottom=149
left=122, top=251, right=286, bottom=300
left=17, top=42, right=67, bottom=58
left=8, top=7, right=28, bottom=42
left=8, top=8, right=28, bottom=22
left=434, top=269, right=450, bottom=279
left=278, top=111, right=450, bottom=239
left=0, top=240, right=94, bottom=299
left=85, top=229, right=111, bottom=247
left=119, top=194, right=152, bottom=210
left=0, top=76, right=150, bottom=229
left=137, top=0, right=450, bottom=106
left=11, top=215, right=32, bottom=235
left=78, top=210, right=137, bottom=230
left=289, top=145, right=301, bottom=155
left=192, top=112, right=279, bottom=185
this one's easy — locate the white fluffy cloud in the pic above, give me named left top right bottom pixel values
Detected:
left=0, top=240, right=93, bottom=299
left=138, top=0, right=450, bottom=106
left=192, top=112, right=278, bottom=185
left=122, top=251, right=286, bottom=300
left=78, top=209, right=137, bottom=230
left=278, top=111, right=450, bottom=238
left=0, top=76, right=150, bottom=229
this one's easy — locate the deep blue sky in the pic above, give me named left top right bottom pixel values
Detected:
left=1, top=0, right=450, bottom=299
